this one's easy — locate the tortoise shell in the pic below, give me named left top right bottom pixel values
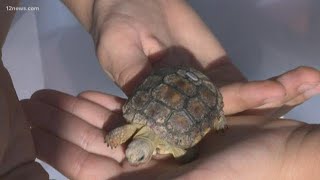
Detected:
left=122, top=67, right=224, bottom=149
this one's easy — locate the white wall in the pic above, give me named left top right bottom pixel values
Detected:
left=188, top=0, right=320, bottom=123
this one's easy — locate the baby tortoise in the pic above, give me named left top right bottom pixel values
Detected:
left=105, top=66, right=227, bottom=165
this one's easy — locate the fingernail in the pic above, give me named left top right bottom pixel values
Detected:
left=298, top=83, right=318, bottom=93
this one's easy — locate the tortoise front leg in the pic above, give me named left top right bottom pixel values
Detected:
left=213, top=113, right=227, bottom=132
left=105, top=123, right=143, bottom=148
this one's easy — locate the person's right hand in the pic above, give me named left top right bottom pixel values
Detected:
left=89, top=0, right=320, bottom=118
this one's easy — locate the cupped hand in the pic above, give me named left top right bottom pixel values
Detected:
left=91, top=0, right=244, bottom=94
left=22, top=67, right=320, bottom=180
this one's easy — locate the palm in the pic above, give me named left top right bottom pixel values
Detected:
left=92, top=0, right=246, bottom=95
left=100, top=116, right=300, bottom=180
left=192, top=116, right=292, bottom=180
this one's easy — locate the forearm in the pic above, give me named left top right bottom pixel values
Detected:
left=0, top=64, right=49, bottom=179
left=0, top=1, right=48, bottom=178
left=0, top=62, right=49, bottom=179
left=0, top=0, right=19, bottom=157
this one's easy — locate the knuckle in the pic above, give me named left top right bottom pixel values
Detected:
left=115, top=65, right=133, bottom=88
left=69, top=98, right=81, bottom=115
left=80, top=127, right=100, bottom=152
left=114, top=62, right=151, bottom=92
left=260, top=79, right=287, bottom=99
left=266, top=80, right=287, bottom=97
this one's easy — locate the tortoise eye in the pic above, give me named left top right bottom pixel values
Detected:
left=138, top=155, right=145, bottom=162
left=186, top=71, right=199, bottom=81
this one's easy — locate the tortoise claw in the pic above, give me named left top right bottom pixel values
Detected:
left=216, top=125, right=228, bottom=134
left=105, top=135, right=119, bottom=149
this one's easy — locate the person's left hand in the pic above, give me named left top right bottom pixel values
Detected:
left=21, top=67, right=320, bottom=179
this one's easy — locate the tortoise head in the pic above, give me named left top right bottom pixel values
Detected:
left=125, top=138, right=155, bottom=166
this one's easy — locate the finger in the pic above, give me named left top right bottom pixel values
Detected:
left=222, top=66, right=320, bottom=116
left=31, top=128, right=122, bottom=180
left=221, top=80, right=286, bottom=115
left=264, top=66, right=320, bottom=116
left=22, top=100, right=125, bottom=162
left=30, top=89, right=124, bottom=129
left=247, top=67, right=320, bottom=117
left=78, top=90, right=126, bottom=112
left=95, top=19, right=153, bottom=95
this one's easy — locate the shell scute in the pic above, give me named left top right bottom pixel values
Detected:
left=131, top=90, right=150, bottom=110
left=152, top=84, right=185, bottom=109
left=187, top=98, right=207, bottom=121
left=164, top=74, right=196, bottom=96
left=166, top=110, right=193, bottom=134
left=199, top=86, right=217, bottom=109
left=144, top=101, right=171, bottom=124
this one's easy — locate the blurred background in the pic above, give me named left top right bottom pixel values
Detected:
left=2, top=0, right=319, bottom=179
